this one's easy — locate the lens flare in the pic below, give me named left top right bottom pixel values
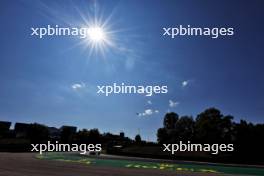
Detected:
left=87, top=27, right=105, bottom=43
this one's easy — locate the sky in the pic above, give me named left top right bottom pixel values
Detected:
left=0, top=0, right=264, bottom=141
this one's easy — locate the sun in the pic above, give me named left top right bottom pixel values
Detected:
left=67, top=2, right=117, bottom=56
left=87, top=26, right=106, bottom=43
left=81, top=23, right=113, bottom=56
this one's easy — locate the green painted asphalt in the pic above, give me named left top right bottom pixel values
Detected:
left=37, top=153, right=264, bottom=176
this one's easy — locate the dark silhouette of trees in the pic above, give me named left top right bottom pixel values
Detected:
left=219, top=115, right=234, bottom=143
left=88, top=128, right=101, bottom=143
left=0, top=121, right=11, bottom=138
left=157, top=128, right=168, bottom=144
left=158, top=107, right=236, bottom=144
left=1, top=106, right=263, bottom=164
left=60, top=126, right=77, bottom=143
left=75, top=128, right=101, bottom=144
left=158, top=115, right=195, bottom=143
left=157, top=107, right=264, bottom=163
left=163, top=112, right=178, bottom=129
left=195, top=108, right=226, bottom=143
left=76, top=129, right=90, bottom=143
left=135, top=134, right=142, bottom=143
left=175, top=116, right=195, bottom=141
left=232, top=120, right=264, bottom=162
left=28, top=123, right=49, bottom=143
left=120, top=132, right=125, bottom=139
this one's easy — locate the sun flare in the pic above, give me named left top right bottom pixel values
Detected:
left=68, top=2, right=117, bottom=56
left=87, top=27, right=106, bottom=43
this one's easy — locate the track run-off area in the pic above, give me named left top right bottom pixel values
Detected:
left=38, top=152, right=264, bottom=176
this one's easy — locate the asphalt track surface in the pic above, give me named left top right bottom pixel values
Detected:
left=0, top=153, right=231, bottom=176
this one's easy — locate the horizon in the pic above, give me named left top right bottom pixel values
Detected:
left=3, top=106, right=263, bottom=142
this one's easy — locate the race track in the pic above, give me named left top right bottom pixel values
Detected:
left=0, top=153, right=227, bottom=176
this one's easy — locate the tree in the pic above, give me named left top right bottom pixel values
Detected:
left=157, top=128, right=168, bottom=144
left=195, top=107, right=223, bottom=143
left=120, top=132, right=125, bottom=139
left=0, top=121, right=11, bottom=138
left=174, top=116, right=195, bottom=141
left=28, top=123, right=49, bottom=143
left=60, top=126, right=77, bottom=143
left=89, top=128, right=101, bottom=143
left=219, top=115, right=234, bottom=142
left=156, top=108, right=264, bottom=163
left=135, top=134, right=141, bottom=143
left=163, top=112, right=179, bottom=129
left=76, top=129, right=90, bottom=143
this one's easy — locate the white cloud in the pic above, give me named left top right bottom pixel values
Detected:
left=71, top=83, right=85, bottom=90
left=169, top=100, right=179, bottom=108
left=182, top=80, right=189, bottom=87
left=138, top=109, right=159, bottom=117
left=145, top=109, right=153, bottom=115
left=147, top=100, right=152, bottom=105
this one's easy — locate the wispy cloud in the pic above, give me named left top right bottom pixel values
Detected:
left=169, top=100, right=179, bottom=108
left=182, top=80, right=189, bottom=87
left=71, top=82, right=85, bottom=90
left=147, top=100, right=152, bottom=105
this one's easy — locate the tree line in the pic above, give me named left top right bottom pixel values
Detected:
left=157, top=107, right=264, bottom=163
left=1, top=107, right=263, bottom=163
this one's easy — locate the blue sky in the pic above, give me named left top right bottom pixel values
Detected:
left=0, top=0, right=264, bottom=141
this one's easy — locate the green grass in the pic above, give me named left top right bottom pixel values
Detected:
left=37, top=153, right=264, bottom=175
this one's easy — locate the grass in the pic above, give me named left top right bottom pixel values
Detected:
left=37, top=152, right=264, bottom=175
